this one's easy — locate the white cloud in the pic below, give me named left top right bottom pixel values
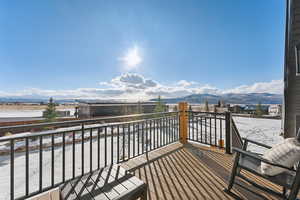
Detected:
left=223, top=80, right=283, bottom=94
left=177, top=80, right=193, bottom=87
left=102, top=73, right=158, bottom=90
left=0, top=73, right=283, bottom=100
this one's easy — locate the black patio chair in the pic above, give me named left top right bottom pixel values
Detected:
left=227, top=135, right=300, bottom=200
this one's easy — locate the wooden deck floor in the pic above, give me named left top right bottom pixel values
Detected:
left=120, top=142, right=289, bottom=200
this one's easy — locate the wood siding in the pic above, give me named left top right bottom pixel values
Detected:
left=78, top=103, right=161, bottom=118
left=284, top=0, right=300, bottom=137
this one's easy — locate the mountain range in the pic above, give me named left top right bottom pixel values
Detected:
left=151, top=93, right=283, bottom=105
left=0, top=93, right=283, bottom=105
left=0, top=98, right=76, bottom=104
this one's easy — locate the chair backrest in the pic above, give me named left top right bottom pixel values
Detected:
left=231, top=119, right=243, bottom=149
left=292, top=131, right=300, bottom=190
left=297, top=128, right=300, bottom=143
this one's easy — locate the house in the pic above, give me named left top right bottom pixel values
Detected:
left=77, top=101, right=164, bottom=118
left=283, top=0, right=300, bottom=137
left=229, top=105, right=244, bottom=113
left=269, top=104, right=282, bottom=116
left=243, top=105, right=269, bottom=115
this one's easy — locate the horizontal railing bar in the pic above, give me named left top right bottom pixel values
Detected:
left=188, top=117, right=225, bottom=121
left=188, top=122, right=222, bottom=128
left=0, top=111, right=179, bottom=132
left=188, top=114, right=225, bottom=120
left=0, top=113, right=179, bottom=142
left=188, top=139, right=224, bottom=148
left=187, top=111, right=226, bottom=115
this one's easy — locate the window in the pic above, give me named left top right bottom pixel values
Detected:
left=295, top=44, right=300, bottom=75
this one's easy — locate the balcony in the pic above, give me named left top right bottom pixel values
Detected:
left=0, top=102, right=288, bottom=199
left=121, top=142, right=283, bottom=200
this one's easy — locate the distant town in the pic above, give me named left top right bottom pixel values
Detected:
left=0, top=97, right=282, bottom=124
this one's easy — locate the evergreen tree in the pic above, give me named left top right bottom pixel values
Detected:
left=217, top=100, right=221, bottom=107
left=44, top=97, right=57, bottom=122
left=204, top=99, right=209, bottom=112
left=255, top=102, right=263, bottom=116
left=154, top=95, right=165, bottom=113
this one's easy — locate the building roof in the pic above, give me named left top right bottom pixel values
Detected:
left=77, top=100, right=156, bottom=105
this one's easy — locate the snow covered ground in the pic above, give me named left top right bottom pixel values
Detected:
left=0, top=108, right=75, bottom=118
left=0, top=117, right=282, bottom=199
left=233, top=117, right=283, bottom=153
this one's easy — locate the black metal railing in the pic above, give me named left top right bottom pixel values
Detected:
left=187, top=111, right=231, bottom=150
left=0, top=112, right=179, bottom=200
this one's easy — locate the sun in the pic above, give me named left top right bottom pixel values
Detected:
left=119, top=45, right=142, bottom=70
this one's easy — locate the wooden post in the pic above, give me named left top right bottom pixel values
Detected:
left=218, top=139, right=224, bottom=148
left=225, top=112, right=232, bottom=154
left=179, top=102, right=188, bottom=144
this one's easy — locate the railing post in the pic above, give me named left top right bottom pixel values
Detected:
left=179, top=102, right=188, bottom=144
left=225, top=111, right=232, bottom=154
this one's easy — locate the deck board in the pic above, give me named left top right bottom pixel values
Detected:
left=121, top=142, right=296, bottom=200
left=60, top=165, right=147, bottom=200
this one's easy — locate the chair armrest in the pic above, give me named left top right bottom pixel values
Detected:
left=233, top=147, right=295, bottom=172
left=242, top=138, right=272, bottom=149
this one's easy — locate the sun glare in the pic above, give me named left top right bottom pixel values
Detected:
left=119, top=46, right=142, bottom=70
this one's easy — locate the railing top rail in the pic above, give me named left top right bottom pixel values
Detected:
left=0, top=111, right=178, bottom=131
left=0, top=112, right=179, bottom=142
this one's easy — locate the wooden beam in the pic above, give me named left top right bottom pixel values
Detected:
left=179, top=102, right=188, bottom=144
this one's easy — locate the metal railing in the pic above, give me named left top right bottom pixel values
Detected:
left=187, top=111, right=232, bottom=151
left=0, top=112, right=179, bottom=200
left=0, top=109, right=239, bottom=199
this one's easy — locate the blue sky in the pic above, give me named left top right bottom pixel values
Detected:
left=0, top=0, right=285, bottom=99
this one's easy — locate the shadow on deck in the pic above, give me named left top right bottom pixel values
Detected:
left=121, top=142, right=285, bottom=200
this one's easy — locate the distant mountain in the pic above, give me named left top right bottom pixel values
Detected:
left=0, top=98, right=46, bottom=103
left=0, top=98, right=77, bottom=104
left=151, top=93, right=283, bottom=104
left=0, top=93, right=283, bottom=105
